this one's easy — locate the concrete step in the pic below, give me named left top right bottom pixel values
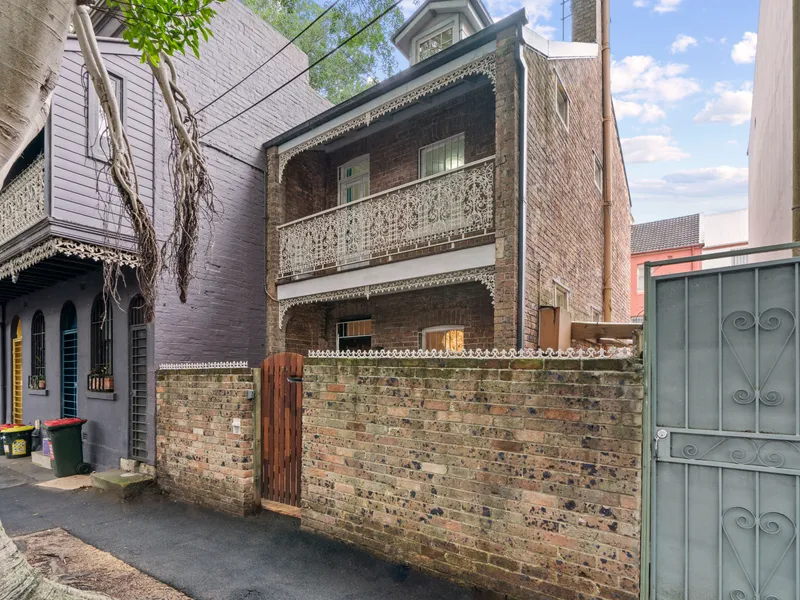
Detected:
left=91, top=469, right=154, bottom=500
left=31, top=451, right=52, bottom=470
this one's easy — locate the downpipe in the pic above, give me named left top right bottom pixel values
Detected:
left=1, top=303, right=6, bottom=423
left=515, top=24, right=528, bottom=350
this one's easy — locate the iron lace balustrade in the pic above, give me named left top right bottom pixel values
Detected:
left=0, top=154, right=45, bottom=246
left=278, top=156, right=495, bottom=279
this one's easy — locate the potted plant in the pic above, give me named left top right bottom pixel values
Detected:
left=103, top=373, right=114, bottom=391
left=38, top=377, right=46, bottom=389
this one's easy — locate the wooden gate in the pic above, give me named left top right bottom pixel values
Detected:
left=261, top=352, right=303, bottom=507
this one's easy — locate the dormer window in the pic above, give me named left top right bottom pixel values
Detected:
left=418, top=24, right=455, bottom=62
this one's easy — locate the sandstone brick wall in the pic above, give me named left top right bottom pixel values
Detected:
left=302, top=356, right=643, bottom=600
left=156, top=368, right=257, bottom=516
left=523, top=45, right=631, bottom=345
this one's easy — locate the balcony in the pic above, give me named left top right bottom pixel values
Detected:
left=0, top=154, right=45, bottom=246
left=278, top=156, right=495, bottom=279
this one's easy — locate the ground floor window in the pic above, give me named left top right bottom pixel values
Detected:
left=337, top=318, right=372, bottom=351
left=421, top=326, right=465, bottom=352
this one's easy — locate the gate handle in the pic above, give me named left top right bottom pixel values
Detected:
left=287, top=376, right=303, bottom=383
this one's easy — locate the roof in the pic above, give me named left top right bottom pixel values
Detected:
left=391, top=0, right=493, bottom=46
left=263, top=10, right=528, bottom=149
left=631, top=214, right=701, bottom=254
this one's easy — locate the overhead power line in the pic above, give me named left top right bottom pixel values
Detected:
left=200, top=0, right=402, bottom=139
left=196, top=0, right=345, bottom=115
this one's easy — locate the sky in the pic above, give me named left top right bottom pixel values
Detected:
left=396, top=0, right=760, bottom=224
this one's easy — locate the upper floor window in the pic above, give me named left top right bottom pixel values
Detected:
left=594, top=152, right=603, bottom=192
left=338, top=155, right=370, bottom=205
left=554, top=281, right=570, bottom=314
left=337, top=318, right=372, bottom=351
left=417, top=24, right=455, bottom=62
left=90, top=294, right=114, bottom=391
left=88, top=73, right=123, bottom=161
left=30, top=311, right=45, bottom=389
left=421, top=326, right=464, bottom=352
left=555, top=72, right=569, bottom=129
left=637, top=264, right=645, bottom=293
left=419, top=133, right=465, bottom=177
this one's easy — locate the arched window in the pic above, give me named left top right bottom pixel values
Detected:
left=90, top=294, right=114, bottom=392
left=30, top=311, right=46, bottom=389
left=129, top=294, right=148, bottom=326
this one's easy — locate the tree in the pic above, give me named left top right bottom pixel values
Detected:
left=0, top=0, right=221, bottom=319
left=244, top=0, right=404, bottom=104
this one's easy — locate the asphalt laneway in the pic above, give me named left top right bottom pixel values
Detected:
left=0, top=465, right=471, bottom=600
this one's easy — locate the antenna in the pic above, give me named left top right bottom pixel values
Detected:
left=560, top=0, right=572, bottom=41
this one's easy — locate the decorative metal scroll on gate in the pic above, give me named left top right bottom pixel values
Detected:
left=722, top=308, right=796, bottom=408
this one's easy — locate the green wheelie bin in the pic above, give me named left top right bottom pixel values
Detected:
left=3, top=425, right=34, bottom=458
left=43, top=418, right=91, bottom=477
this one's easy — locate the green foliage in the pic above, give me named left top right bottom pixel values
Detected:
left=244, top=0, right=405, bottom=104
left=106, top=0, right=226, bottom=64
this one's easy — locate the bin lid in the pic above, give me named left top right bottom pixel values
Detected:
left=3, top=425, right=34, bottom=433
left=0, top=424, right=20, bottom=430
left=43, top=418, right=86, bottom=430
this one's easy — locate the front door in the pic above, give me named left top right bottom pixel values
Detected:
left=649, top=260, right=800, bottom=598
left=60, top=302, right=78, bottom=418
left=128, top=295, right=148, bottom=460
left=261, top=352, right=303, bottom=507
left=12, top=320, right=22, bottom=423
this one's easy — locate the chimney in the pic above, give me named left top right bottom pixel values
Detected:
left=571, top=0, right=600, bottom=44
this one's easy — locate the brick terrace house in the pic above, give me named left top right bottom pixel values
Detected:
left=630, top=209, right=748, bottom=321
left=0, top=1, right=328, bottom=470
left=265, top=0, right=632, bottom=354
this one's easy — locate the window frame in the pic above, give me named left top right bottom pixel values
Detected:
left=591, top=307, right=602, bottom=324
left=415, top=20, right=457, bottom=63
left=637, top=264, right=645, bottom=293
left=88, top=71, right=125, bottom=162
left=418, top=132, right=465, bottom=178
left=90, top=294, right=114, bottom=390
left=593, top=151, right=603, bottom=192
left=29, top=311, right=46, bottom=389
left=421, top=325, right=465, bottom=351
left=337, top=154, right=370, bottom=206
left=554, top=70, right=569, bottom=130
left=553, top=280, right=570, bottom=314
left=336, top=318, right=373, bottom=351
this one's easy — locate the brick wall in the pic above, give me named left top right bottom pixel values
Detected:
left=302, top=356, right=643, bottom=600
left=284, top=283, right=495, bottom=353
left=156, top=368, right=257, bottom=516
left=523, top=44, right=631, bottom=345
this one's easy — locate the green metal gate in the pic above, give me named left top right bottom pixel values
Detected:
left=645, top=246, right=800, bottom=599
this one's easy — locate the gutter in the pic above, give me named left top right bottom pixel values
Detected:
left=515, top=24, right=528, bottom=350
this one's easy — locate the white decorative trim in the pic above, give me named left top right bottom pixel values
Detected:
left=277, top=54, right=497, bottom=181
left=159, top=360, right=249, bottom=370
left=0, top=154, right=45, bottom=246
left=279, top=266, right=495, bottom=328
left=0, top=237, right=138, bottom=282
left=308, top=347, right=634, bottom=359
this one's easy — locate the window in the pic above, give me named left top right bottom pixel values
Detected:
left=338, top=155, right=370, bottom=205
left=90, top=294, right=114, bottom=391
left=419, top=133, right=465, bottom=177
left=417, top=24, right=454, bottom=62
left=637, top=264, right=645, bottom=293
left=337, top=318, right=372, bottom=351
left=594, top=153, right=603, bottom=192
left=29, top=311, right=46, bottom=389
left=732, top=254, right=749, bottom=266
left=554, top=282, right=570, bottom=314
left=421, top=326, right=465, bottom=352
left=88, top=72, right=123, bottom=161
left=591, top=307, right=602, bottom=324
left=555, top=72, right=569, bottom=129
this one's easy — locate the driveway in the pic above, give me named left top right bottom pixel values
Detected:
left=0, top=461, right=471, bottom=600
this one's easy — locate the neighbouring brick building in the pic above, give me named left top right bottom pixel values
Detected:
left=0, top=1, right=327, bottom=470
left=265, top=0, right=632, bottom=355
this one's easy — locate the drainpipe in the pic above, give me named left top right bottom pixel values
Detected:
left=601, top=0, right=613, bottom=321
left=793, top=0, right=800, bottom=252
left=1, top=303, right=6, bottom=424
left=515, top=23, right=528, bottom=350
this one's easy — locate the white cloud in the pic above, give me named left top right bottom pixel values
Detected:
left=728, top=140, right=739, bottom=145
left=732, top=32, right=757, bottom=64
left=633, top=0, right=649, bottom=7
left=614, top=99, right=666, bottom=123
left=621, top=136, right=689, bottom=163
left=521, top=0, right=555, bottom=22
left=612, top=55, right=701, bottom=103
left=694, top=84, right=753, bottom=125
left=632, top=167, right=748, bottom=221
left=671, top=34, right=697, bottom=54
left=654, top=0, right=682, bottom=13
left=533, top=23, right=557, bottom=39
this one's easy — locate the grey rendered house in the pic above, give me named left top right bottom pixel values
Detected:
left=0, top=0, right=328, bottom=470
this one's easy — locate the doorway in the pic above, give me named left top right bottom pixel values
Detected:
left=11, top=318, right=22, bottom=423
left=60, top=302, right=78, bottom=418
left=128, top=295, right=148, bottom=460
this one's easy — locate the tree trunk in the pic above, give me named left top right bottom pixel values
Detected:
left=0, top=522, right=111, bottom=599
left=0, top=0, right=74, bottom=188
